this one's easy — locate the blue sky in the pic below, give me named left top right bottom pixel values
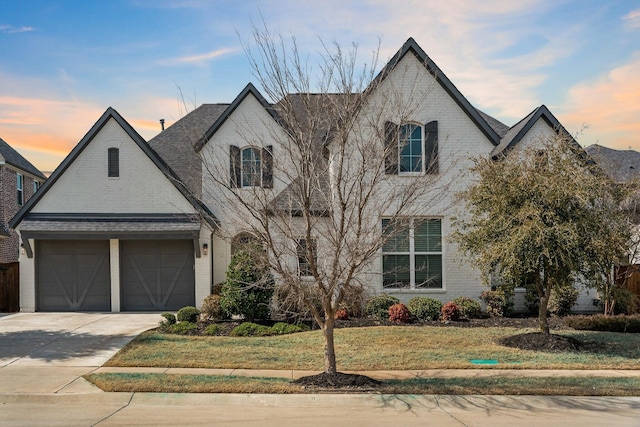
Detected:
left=1, top=0, right=639, bottom=172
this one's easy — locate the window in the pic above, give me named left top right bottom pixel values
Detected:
left=33, top=181, right=40, bottom=193
left=231, top=232, right=260, bottom=255
left=16, top=173, right=23, bottom=205
left=399, top=124, right=423, bottom=173
left=108, top=148, right=119, bottom=177
left=384, top=120, right=438, bottom=175
left=230, top=145, right=273, bottom=188
left=241, top=147, right=261, bottom=187
left=382, top=218, right=442, bottom=289
left=297, top=238, right=317, bottom=277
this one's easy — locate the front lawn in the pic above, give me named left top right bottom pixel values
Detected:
left=106, top=326, right=640, bottom=370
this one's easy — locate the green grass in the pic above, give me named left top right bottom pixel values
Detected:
left=85, top=373, right=640, bottom=396
left=106, top=326, right=640, bottom=370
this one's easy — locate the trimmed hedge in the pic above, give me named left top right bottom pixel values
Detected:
left=230, top=321, right=310, bottom=337
left=177, top=306, right=200, bottom=323
left=565, top=314, right=640, bottom=333
left=451, top=297, right=482, bottom=319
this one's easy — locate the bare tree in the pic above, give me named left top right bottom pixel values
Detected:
left=198, top=28, right=449, bottom=375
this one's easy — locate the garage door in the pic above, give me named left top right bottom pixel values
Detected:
left=120, top=240, right=194, bottom=311
left=37, top=240, right=111, bottom=311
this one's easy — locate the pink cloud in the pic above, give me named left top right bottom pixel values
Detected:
left=559, top=55, right=640, bottom=150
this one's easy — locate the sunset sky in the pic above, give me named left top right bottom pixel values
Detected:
left=1, top=0, right=639, bottom=173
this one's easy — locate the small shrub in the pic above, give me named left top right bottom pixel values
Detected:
left=167, top=321, right=197, bottom=335
left=271, top=284, right=323, bottom=323
left=548, top=284, right=579, bottom=317
left=161, top=312, right=176, bottom=325
left=201, top=295, right=225, bottom=321
left=441, top=302, right=461, bottom=321
left=407, top=297, right=442, bottom=321
left=388, top=303, right=410, bottom=323
left=204, top=324, right=221, bottom=336
left=565, top=314, right=640, bottom=333
left=365, top=294, right=400, bottom=320
left=611, top=287, right=639, bottom=315
left=480, top=289, right=513, bottom=317
left=230, top=322, right=272, bottom=337
left=211, top=282, right=225, bottom=295
left=335, top=309, right=349, bottom=321
left=177, top=306, right=200, bottom=323
left=451, top=297, right=482, bottom=319
left=270, top=322, right=310, bottom=335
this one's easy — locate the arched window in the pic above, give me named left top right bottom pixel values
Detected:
left=384, top=121, right=438, bottom=175
left=241, top=147, right=261, bottom=187
left=399, top=123, right=422, bottom=173
left=231, top=232, right=260, bottom=255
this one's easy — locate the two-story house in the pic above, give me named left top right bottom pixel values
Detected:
left=11, top=38, right=584, bottom=312
left=0, top=138, right=46, bottom=264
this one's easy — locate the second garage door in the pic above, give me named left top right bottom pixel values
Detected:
left=120, top=240, right=195, bottom=311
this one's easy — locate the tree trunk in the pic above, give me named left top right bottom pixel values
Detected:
left=535, top=263, right=550, bottom=334
left=538, top=293, right=550, bottom=334
left=322, top=316, right=337, bottom=374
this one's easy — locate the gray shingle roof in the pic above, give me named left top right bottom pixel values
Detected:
left=149, top=104, right=229, bottom=199
left=0, top=137, right=46, bottom=179
left=585, top=144, right=640, bottom=183
left=19, top=213, right=201, bottom=234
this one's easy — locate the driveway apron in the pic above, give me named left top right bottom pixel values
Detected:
left=0, top=312, right=161, bottom=394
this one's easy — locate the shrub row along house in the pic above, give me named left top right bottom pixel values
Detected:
left=10, top=38, right=601, bottom=312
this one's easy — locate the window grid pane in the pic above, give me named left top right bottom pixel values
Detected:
left=242, top=148, right=261, bottom=187
left=382, top=218, right=442, bottom=289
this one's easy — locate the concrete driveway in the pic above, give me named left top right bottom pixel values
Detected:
left=0, top=312, right=161, bottom=394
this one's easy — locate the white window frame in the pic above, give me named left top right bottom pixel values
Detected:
left=241, top=146, right=262, bottom=187
left=398, top=123, right=424, bottom=176
left=33, top=180, right=40, bottom=193
left=382, top=217, right=443, bottom=290
left=16, top=173, right=23, bottom=206
left=297, top=238, right=317, bottom=278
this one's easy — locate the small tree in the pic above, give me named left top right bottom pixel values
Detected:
left=452, top=135, right=631, bottom=334
left=198, top=28, right=449, bottom=375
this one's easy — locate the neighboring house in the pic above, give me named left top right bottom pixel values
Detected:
left=10, top=109, right=216, bottom=311
left=11, top=38, right=591, bottom=312
left=0, top=138, right=46, bottom=263
left=585, top=144, right=640, bottom=183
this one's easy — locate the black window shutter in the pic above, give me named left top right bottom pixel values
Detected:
left=424, top=121, right=438, bottom=174
left=262, top=145, right=273, bottom=188
left=384, top=121, right=398, bottom=174
left=108, top=148, right=119, bottom=177
left=230, top=145, right=241, bottom=188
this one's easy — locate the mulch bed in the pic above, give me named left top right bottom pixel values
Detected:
left=293, top=372, right=381, bottom=391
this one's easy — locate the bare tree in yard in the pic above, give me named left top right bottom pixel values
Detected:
left=452, top=134, right=632, bottom=334
left=199, top=30, right=448, bottom=376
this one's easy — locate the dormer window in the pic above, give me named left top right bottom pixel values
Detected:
left=108, top=148, right=119, bottom=177
left=385, top=120, right=438, bottom=175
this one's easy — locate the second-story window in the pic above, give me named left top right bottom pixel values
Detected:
left=16, top=173, right=23, bottom=206
left=241, top=147, right=262, bottom=187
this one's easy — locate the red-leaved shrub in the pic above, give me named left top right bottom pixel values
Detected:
left=388, top=303, right=410, bottom=323
left=335, top=308, right=349, bottom=320
left=441, top=302, right=461, bottom=321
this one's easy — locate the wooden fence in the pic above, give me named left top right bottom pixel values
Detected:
left=0, top=262, right=19, bottom=312
left=615, top=265, right=640, bottom=297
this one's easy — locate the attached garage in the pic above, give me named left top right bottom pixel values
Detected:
left=120, top=240, right=195, bottom=311
left=36, top=240, right=111, bottom=311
